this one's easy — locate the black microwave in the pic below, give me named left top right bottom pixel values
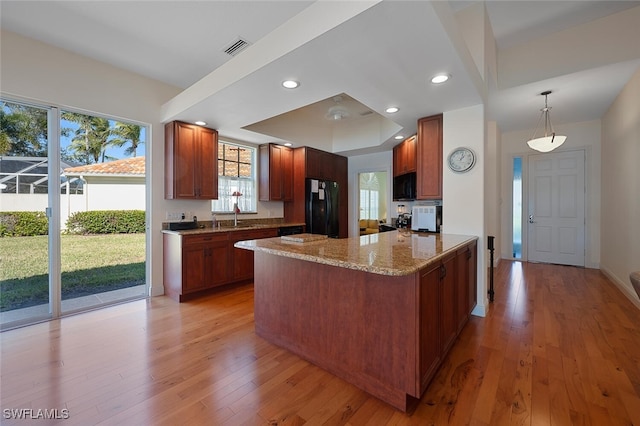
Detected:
left=393, top=172, right=416, bottom=201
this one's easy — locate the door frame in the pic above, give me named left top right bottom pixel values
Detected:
left=0, top=95, right=150, bottom=330
left=510, top=148, right=590, bottom=265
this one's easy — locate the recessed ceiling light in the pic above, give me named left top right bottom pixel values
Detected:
left=282, top=80, right=300, bottom=89
left=195, top=121, right=206, bottom=126
left=431, top=74, right=450, bottom=84
left=386, top=106, right=399, bottom=114
left=394, top=135, right=404, bottom=140
left=284, top=142, right=292, bottom=147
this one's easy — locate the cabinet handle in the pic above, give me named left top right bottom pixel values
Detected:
left=440, top=265, right=446, bottom=280
left=467, top=249, right=472, bottom=259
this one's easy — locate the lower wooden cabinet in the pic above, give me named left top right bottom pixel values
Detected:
left=228, top=228, right=278, bottom=282
left=418, top=241, right=477, bottom=395
left=163, top=228, right=278, bottom=302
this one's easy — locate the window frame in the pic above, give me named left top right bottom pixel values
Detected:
left=211, top=140, right=257, bottom=214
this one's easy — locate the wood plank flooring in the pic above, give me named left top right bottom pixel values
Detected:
left=1, top=260, right=639, bottom=425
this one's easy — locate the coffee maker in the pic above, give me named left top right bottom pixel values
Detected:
left=395, top=204, right=412, bottom=229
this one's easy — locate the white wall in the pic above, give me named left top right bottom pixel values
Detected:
left=500, top=119, right=602, bottom=269
left=443, top=104, right=488, bottom=316
left=1, top=30, right=181, bottom=296
left=1, top=30, right=289, bottom=296
left=84, top=178, right=145, bottom=211
left=348, top=151, right=393, bottom=237
left=601, top=68, right=640, bottom=305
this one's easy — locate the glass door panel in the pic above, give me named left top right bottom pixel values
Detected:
left=0, top=100, right=53, bottom=329
left=59, top=111, right=147, bottom=314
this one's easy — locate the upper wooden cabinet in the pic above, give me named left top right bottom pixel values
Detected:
left=416, top=114, right=443, bottom=200
left=165, top=121, right=218, bottom=199
left=393, top=135, right=417, bottom=176
left=259, top=143, right=293, bottom=201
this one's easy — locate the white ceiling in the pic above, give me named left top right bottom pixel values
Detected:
left=2, top=0, right=639, bottom=155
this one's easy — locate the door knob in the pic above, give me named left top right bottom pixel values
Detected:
left=529, top=214, right=535, bottom=224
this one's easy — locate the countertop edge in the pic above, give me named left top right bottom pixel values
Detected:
left=235, top=234, right=478, bottom=277
left=162, top=222, right=305, bottom=235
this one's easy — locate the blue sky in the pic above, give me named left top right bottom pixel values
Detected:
left=61, top=117, right=146, bottom=161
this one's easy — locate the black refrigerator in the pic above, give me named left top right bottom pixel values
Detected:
left=305, top=178, right=339, bottom=238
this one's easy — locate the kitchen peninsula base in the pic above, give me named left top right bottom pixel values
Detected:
left=247, top=233, right=478, bottom=412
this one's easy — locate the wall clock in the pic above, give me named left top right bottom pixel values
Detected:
left=447, top=147, right=476, bottom=173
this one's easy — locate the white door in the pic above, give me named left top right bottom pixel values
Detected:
left=527, top=150, right=585, bottom=266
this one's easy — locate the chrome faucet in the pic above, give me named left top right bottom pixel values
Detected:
left=233, top=202, right=240, bottom=227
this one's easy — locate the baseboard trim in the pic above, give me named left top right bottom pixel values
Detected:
left=600, top=266, right=640, bottom=311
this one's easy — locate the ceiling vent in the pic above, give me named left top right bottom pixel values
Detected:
left=224, top=38, right=251, bottom=56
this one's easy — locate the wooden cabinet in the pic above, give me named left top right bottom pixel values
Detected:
left=165, top=120, right=218, bottom=199
left=419, top=262, right=442, bottom=394
left=416, top=114, right=443, bottom=200
left=259, top=143, right=293, bottom=201
left=418, top=243, right=476, bottom=395
left=440, top=253, right=457, bottom=356
left=163, top=233, right=229, bottom=301
left=163, top=227, right=280, bottom=302
left=228, top=228, right=278, bottom=282
left=393, top=135, right=416, bottom=176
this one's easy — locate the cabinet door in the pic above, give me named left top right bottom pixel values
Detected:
left=405, top=135, right=416, bottom=173
left=440, top=253, right=457, bottom=355
left=230, top=228, right=278, bottom=282
left=183, top=244, right=207, bottom=292
left=174, top=122, right=198, bottom=198
left=259, top=144, right=293, bottom=201
left=206, top=241, right=229, bottom=287
left=281, top=146, right=293, bottom=201
left=166, top=121, right=218, bottom=200
left=393, top=143, right=404, bottom=177
left=419, top=262, right=441, bottom=394
left=197, top=127, right=218, bottom=199
left=416, top=115, right=443, bottom=200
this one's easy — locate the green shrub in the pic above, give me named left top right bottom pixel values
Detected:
left=0, top=211, right=48, bottom=237
left=65, top=210, right=145, bottom=234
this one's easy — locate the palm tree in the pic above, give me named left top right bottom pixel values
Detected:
left=110, top=122, right=143, bottom=157
left=62, top=112, right=112, bottom=164
left=0, top=101, right=48, bottom=156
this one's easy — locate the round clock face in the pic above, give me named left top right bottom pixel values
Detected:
left=447, top=147, right=476, bottom=173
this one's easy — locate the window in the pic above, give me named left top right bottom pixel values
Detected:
left=359, top=172, right=382, bottom=220
left=212, top=141, right=257, bottom=213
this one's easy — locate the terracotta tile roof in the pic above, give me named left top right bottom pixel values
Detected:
left=64, top=156, right=145, bottom=175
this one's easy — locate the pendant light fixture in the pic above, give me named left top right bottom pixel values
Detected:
left=526, top=90, right=566, bottom=153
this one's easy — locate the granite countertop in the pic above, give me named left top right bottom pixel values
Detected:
left=161, top=222, right=305, bottom=236
left=235, top=230, right=478, bottom=276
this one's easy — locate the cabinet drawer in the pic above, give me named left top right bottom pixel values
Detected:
left=183, top=233, right=228, bottom=246
left=231, top=228, right=278, bottom=241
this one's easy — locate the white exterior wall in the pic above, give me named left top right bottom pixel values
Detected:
left=82, top=178, right=145, bottom=211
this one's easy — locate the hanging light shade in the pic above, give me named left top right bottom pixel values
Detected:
left=526, top=90, right=566, bottom=153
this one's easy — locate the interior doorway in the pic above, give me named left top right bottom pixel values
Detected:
left=358, top=171, right=387, bottom=236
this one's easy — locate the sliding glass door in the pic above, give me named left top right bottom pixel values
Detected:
left=0, top=101, right=54, bottom=327
left=1, top=98, right=148, bottom=330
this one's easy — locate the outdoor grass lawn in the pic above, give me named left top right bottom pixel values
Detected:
left=0, top=233, right=145, bottom=311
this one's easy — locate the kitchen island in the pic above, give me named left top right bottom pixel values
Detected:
left=235, top=230, right=478, bottom=412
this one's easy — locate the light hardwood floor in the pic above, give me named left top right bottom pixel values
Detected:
left=1, top=261, right=639, bottom=425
